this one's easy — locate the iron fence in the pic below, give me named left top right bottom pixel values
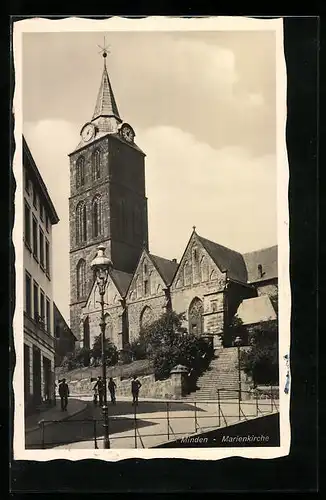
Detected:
left=26, top=387, right=279, bottom=450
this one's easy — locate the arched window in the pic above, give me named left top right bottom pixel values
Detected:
left=92, top=150, right=101, bottom=181
left=188, top=297, right=204, bottom=336
left=76, top=201, right=87, bottom=244
left=83, top=316, right=90, bottom=349
left=200, top=256, right=209, bottom=282
left=135, top=274, right=142, bottom=298
left=76, top=259, right=86, bottom=299
left=92, top=195, right=102, bottom=238
left=76, top=156, right=85, bottom=188
left=184, top=260, right=192, bottom=286
left=144, top=273, right=150, bottom=296
left=140, top=306, right=153, bottom=330
left=104, top=313, right=113, bottom=343
left=210, top=269, right=218, bottom=281
left=192, top=246, right=200, bottom=283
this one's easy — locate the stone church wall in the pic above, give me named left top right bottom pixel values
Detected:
left=171, top=280, right=225, bottom=332
left=86, top=304, right=124, bottom=350
left=256, top=281, right=278, bottom=299
left=127, top=295, right=168, bottom=343
left=69, top=138, right=110, bottom=197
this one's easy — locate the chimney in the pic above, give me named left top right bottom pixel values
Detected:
left=172, top=258, right=177, bottom=263
left=258, top=264, right=264, bottom=278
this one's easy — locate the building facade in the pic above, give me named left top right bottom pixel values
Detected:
left=54, top=303, right=77, bottom=366
left=69, top=55, right=278, bottom=353
left=23, top=136, right=59, bottom=414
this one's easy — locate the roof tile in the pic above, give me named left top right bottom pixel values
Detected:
left=197, top=235, right=248, bottom=282
left=150, top=254, right=179, bottom=286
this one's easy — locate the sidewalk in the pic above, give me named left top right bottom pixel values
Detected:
left=25, top=398, right=88, bottom=433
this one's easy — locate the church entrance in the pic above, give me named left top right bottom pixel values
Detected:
left=188, top=297, right=204, bottom=337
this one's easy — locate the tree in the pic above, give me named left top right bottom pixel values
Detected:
left=228, top=316, right=246, bottom=346
left=129, top=338, right=147, bottom=361
left=138, top=311, right=214, bottom=381
left=240, top=320, right=278, bottom=385
left=269, top=287, right=279, bottom=316
left=90, top=335, right=118, bottom=367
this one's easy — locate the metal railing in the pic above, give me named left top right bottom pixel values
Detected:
left=27, top=387, right=279, bottom=450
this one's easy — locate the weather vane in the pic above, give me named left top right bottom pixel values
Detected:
left=97, top=36, right=111, bottom=59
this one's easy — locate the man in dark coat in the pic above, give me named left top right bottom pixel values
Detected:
left=108, top=377, right=117, bottom=404
left=131, top=375, right=142, bottom=406
left=93, top=376, right=104, bottom=406
left=58, top=378, right=69, bottom=412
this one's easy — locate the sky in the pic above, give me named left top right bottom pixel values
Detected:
left=22, top=28, right=278, bottom=324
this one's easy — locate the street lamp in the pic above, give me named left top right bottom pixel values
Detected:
left=91, top=244, right=111, bottom=449
left=234, top=335, right=242, bottom=407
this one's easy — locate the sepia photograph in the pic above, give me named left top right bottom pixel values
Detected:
left=13, top=16, right=290, bottom=461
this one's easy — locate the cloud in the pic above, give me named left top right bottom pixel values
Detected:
left=137, top=125, right=277, bottom=259
left=23, top=31, right=276, bottom=157
left=247, top=92, right=264, bottom=107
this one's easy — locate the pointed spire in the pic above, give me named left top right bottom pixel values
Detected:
left=92, top=53, right=121, bottom=122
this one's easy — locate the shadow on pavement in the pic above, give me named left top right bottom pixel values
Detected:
left=26, top=417, right=158, bottom=449
left=25, top=400, right=205, bottom=449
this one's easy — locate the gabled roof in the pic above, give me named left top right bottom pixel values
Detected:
left=236, top=296, right=277, bottom=326
left=150, top=254, right=179, bottom=286
left=92, top=60, right=121, bottom=121
left=111, top=269, right=133, bottom=297
left=243, top=245, right=278, bottom=283
left=197, top=234, right=248, bottom=283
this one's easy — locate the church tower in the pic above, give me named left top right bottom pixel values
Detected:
left=69, top=49, right=148, bottom=339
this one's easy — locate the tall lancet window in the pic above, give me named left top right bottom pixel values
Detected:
left=92, top=150, right=101, bottom=181
left=76, top=259, right=86, bottom=299
left=76, top=201, right=87, bottom=244
left=92, top=195, right=102, bottom=238
left=76, top=156, right=85, bottom=188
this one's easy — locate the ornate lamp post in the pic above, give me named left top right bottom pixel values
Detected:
left=234, top=335, right=242, bottom=407
left=91, top=244, right=111, bottom=449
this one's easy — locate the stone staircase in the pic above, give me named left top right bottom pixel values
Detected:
left=183, top=348, right=241, bottom=401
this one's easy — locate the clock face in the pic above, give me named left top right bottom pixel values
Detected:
left=81, top=123, right=95, bottom=142
left=121, top=124, right=135, bottom=143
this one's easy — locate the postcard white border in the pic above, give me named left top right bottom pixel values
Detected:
left=13, top=15, right=291, bottom=462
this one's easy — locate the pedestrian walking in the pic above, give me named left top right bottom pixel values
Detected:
left=131, top=375, right=142, bottom=406
left=93, top=385, right=98, bottom=406
left=58, top=378, right=69, bottom=412
left=93, top=376, right=104, bottom=406
left=108, top=377, right=117, bottom=404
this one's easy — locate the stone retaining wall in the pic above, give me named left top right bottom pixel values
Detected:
left=67, top=373, right=179, bottom=399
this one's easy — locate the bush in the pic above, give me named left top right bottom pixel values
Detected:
left=90, top=334, right=118, bottom=367
left=240, top=320, right=279, bottom=385
left=60, top=347, right=90, bottom=371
